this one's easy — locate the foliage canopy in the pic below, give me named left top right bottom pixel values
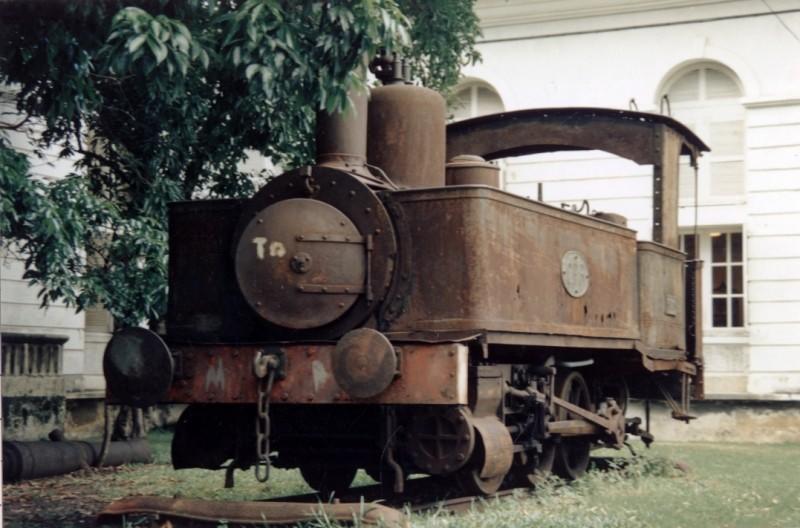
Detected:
left=0, top=0, right=480, bottom=325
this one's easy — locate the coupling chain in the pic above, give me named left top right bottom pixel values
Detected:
left=254, top=353, right=279, bottom=483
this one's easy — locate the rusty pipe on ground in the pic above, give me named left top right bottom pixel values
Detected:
left=2, top=438, right=153, bottom=483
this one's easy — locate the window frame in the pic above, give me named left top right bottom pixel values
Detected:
left=450, top=80, right=505, bottom=122
left=681, top=228, right=748, bottom=337
left=664, top=65, right=746, bottom=205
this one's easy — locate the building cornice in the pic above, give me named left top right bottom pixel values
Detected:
left=742, top=97, right=800, bottom=109
left=476, top=0, right=730, bottom=28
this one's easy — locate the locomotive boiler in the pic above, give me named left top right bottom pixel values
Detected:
left=104, top=59, right=707, bottom=496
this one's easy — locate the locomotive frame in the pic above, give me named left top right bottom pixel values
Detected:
left=104, top=60, right=708, bottom=497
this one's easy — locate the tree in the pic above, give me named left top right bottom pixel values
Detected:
left=0, top=0, right=480, bottom=327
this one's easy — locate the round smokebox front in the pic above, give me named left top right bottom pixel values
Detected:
left=234, top=198, right=366, bottom=329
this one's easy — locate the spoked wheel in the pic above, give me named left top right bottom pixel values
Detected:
left=511, top=440, right=556, bottom=487
left=299, top=464, right=357, bottom=498
left=553, top=370, right=593, bottom=480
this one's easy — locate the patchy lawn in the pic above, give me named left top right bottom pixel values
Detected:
left=3, top=430, right=799, bottom=527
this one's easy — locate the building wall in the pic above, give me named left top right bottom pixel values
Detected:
left=0, top=105, right=92, bottom=390
left=462, top=0, right=800, bottom=400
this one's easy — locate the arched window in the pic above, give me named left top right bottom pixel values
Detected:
left=661, top=63, right=745, bottom=199
left=450, top=81, right=504, bottom=121
left=665, top=63, right=747, bottom=329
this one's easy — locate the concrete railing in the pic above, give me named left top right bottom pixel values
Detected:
left=1, top=333, right=66, bottom=376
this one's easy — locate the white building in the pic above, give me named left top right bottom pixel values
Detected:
left=455, top=0, right=800, bottom=409
left=0, top=99, right=112, bottom=438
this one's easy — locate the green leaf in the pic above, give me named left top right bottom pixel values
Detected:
left=147, top=36, right=168, bottom=65
left=127, top=34, right=147, bottom=53
left=0, top=0, right=478, bottom=325
left=245, top=63, right=260, bottom=80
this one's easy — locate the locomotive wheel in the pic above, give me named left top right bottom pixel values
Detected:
left=455, top=466, right=504, bottom=496
left=453, top=431, right=505, bottom=495
left=299, top=465, right=357, bottom=498
left=511, top=441, right=556, bottom=487
left=553, top=371, right=593, bottom=480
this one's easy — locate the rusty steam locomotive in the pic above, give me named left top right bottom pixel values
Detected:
left=104, top=60, right=707, bottom=496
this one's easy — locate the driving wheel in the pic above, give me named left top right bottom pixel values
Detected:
left=511, top=440, right=556, bottom=487
left=553, top=370, right=593, bottom=480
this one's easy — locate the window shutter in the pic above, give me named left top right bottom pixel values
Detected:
left=709, top=121, right=744, bottom=156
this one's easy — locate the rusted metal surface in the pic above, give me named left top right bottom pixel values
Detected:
left=316, top=89, right=368, bottom=167
left=637, top=241, right=687, bottom=352
left=446, top=108, right=708, bottom=165
left=167, top=168, right=397, bottom=342
left=406, top=406, right=475, bottom=475
left=472, top=416, right=513, bottom=480
left=446, top=108, right=709, bottom=249
left=653, top=126, right=683, bottom=248
left=315, top=87, right=392, bottom=188
left=332, top=328, right=397, bottom=398
left=551, top=395, right=625, bottom=447
left=386, top=186, right=640, bottom=341
left=158, top=96, right=708, bottom=488
left=103, top=328, right=173, bottom=407
left=97, top=496, right=407, bottom=528
left=166, top=342, right=467, bottom=405
left=639, top=354, right=697, bottom=375
left=234, top=198, right=366, bottom=329
left=97, top=477, right=525, bottom=527
left=367, top=83, right=446, bottom=189
left=685, top=259, right=705, bottom=399
left=546, top=419, right=600, bottom=436
left=3, top=439, right=152, bottom=482
left=233, top=167, right=396, bottom=336
left=445, top=155, right=500, bottom=187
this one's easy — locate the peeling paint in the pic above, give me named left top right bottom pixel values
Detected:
left=311, top=359, right=329, bottom=393
left=204, top=356, right=226, bottom=393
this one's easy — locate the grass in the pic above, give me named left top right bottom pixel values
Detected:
left=4, top=430, right=800, bottom=527
left=413, top=443, right=800, bottom=528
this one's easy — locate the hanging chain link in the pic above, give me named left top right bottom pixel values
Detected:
left=254, top=353, right=278, bottom=483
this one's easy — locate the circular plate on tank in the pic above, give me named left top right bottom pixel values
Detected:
left=103, top=327, right=173, bottom=408
left=332, top=328, right=397, bottom=399
left=232, top=166, right=397, bottom=338
left=561, top=250, right=590, bottom=298
left=235, top=198, right=366, bottom=329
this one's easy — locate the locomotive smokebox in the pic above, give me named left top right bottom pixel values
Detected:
left=367, top=83, right=446, bottom=188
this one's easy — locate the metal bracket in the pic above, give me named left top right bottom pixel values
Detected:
left=551, top=396, right=614, bottom=432
left=296, top=234, right=364, bottom=244
left=253, top=348, right=286, bottom=380
left=652, top=373, right=696, bottom=422
left=297, top=284, right=365, bottom=294
left=550, top=396, right=626, bottom=447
